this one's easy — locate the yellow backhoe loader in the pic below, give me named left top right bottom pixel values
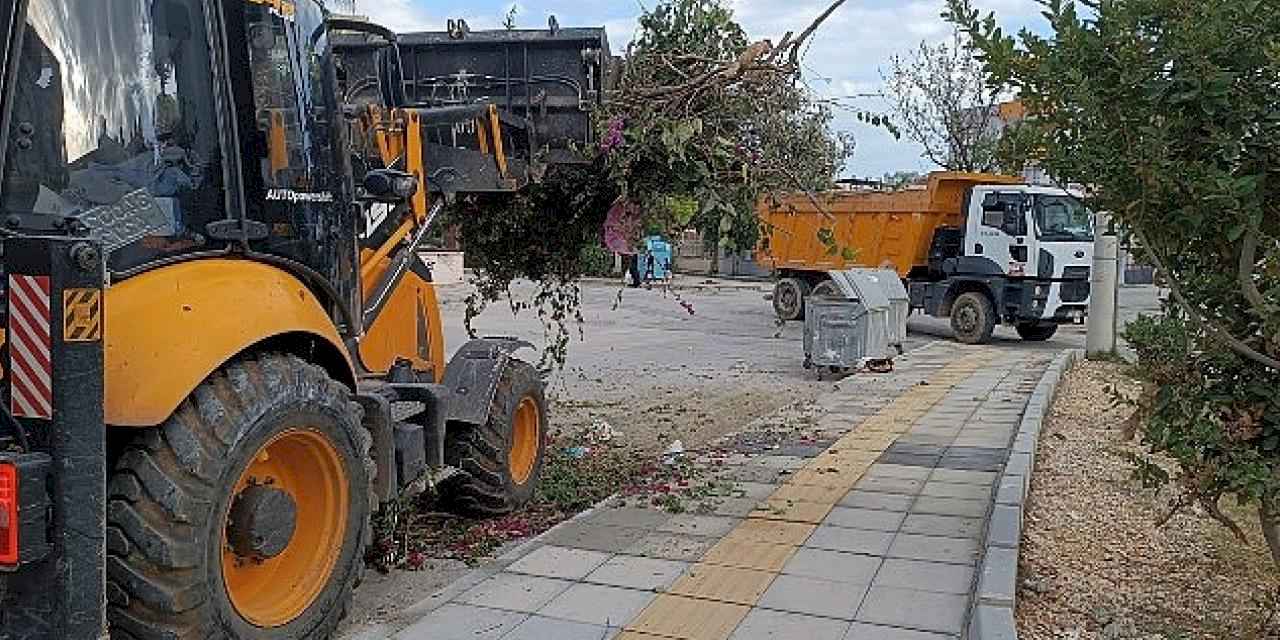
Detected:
left=0, top=1, right=609, bottom=638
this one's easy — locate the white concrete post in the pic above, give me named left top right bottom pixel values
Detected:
left=1087, top=211, right=1120, bottom=355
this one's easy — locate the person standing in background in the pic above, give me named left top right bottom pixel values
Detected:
left=604, top=199, right=643, bottom=287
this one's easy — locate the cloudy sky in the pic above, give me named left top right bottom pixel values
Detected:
left=352, top=0, right=1049, bottom=178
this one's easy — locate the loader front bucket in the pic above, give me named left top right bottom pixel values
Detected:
left=0, top=236, right=107, bottom=640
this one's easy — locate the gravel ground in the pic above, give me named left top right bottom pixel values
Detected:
left=1018, top=360, right=1280, bottom=640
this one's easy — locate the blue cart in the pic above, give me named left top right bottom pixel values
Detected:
left=641, top=236, right=673, bottom=282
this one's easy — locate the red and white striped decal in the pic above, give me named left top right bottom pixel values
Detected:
left=8, top=274, right=52, bottom=419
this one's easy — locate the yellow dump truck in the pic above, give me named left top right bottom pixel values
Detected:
left=758, top=172, right=1095, bottom=344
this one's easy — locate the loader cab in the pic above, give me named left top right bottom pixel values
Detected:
left=0, top=0, right=233, bottom=273
left=0, top=0, right=363, bottom=331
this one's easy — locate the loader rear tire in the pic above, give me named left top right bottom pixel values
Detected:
left=106, top=353, right=372, bottom=640
left=443, top=360, right=547, bottom=516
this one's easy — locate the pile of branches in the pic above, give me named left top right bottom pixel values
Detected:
left=601, top=0, right=852, bottom=253
left=451, top=0, right=853, bottom=368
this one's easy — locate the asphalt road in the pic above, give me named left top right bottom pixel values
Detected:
left=904, top=284, right=1163, bottom=353
left=439, top=278, right=1162, bottom=377
left=431, top=278, right=1162, bottom=451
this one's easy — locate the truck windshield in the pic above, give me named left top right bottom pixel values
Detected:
left=1033, top=194, right=1094, bottom=243
left=1, top=0, right=226, bottom=268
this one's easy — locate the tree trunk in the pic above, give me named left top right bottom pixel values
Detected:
left=1258, top=496, right=1280, bottom=570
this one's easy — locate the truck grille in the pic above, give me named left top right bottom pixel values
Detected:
left=1062, top=267, right=1090, bottom=302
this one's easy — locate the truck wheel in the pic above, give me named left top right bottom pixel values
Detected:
left=1016, top=322, right=1059, bottom=341
left=106, top=353, right=372, bottom=640
left=773, top=278, right=810, bottom=321
left=811, top=279, right=843, bottom=298
left=950, top=292, right=996, bottom=344
left=444, top=360, right=547, bottom=516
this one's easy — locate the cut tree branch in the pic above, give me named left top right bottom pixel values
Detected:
left=788, top=0, right=849, bottom=68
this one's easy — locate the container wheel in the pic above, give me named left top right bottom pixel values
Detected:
left=950, top=291, right=997, bottom=344
left=772, top=278, right=810, bottom=321
left=106, top=353, right=372, bottom=640
left=444, top=360, right=547, bottom=516
left=1016, top=322, right=1059, bottom=341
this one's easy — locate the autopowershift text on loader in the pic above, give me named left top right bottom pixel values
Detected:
left=0, top=1, right=611, bottom=638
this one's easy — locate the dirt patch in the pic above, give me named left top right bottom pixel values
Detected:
left=548, top=376, right=823, bottom=456
left=1018, top=360, right=1280, bottom=640
left=344, top=561, right=468, bottom=630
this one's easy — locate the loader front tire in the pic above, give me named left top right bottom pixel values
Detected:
left=106, top=353, right=372, bottom=640
left=444, top=360, right=547, bottom=516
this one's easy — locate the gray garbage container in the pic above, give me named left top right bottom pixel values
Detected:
left=803, top=296, right=871, bottom=373
left=827, top=269, right=895, bottom=360
left=872, top=269, right=909, bottom=352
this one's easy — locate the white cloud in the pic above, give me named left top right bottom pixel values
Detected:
left=356, top=0, right=438, bottom=31
left=715, top=0, right=1047, bottom=176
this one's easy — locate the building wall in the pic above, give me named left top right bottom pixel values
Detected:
left=671, top=230, right=771, bottom=278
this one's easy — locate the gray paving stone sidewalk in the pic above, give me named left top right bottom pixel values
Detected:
left=345, top=341, right=1058, bottom=640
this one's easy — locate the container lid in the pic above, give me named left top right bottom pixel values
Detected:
left=870, top=269, right=909, bottom=301
left=829, top=269, right=891, bottom=310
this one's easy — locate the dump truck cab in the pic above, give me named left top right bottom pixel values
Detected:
left=925, top=182, right=1095, bottom=339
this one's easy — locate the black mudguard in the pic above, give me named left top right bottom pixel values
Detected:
left=441, top=337, right=538, bottom=426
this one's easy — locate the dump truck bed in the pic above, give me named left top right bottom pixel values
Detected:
left=757, top=172, right=1022, bottom=278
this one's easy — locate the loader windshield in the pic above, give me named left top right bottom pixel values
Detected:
left=1, top=0, right=226, bottom=268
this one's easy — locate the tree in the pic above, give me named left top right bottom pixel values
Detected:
left=455, top=0, right=854, bottom=363
left=946, top=0, right=1280, bottom=565
left=881, top=171, right=924, bottom=189
left=882, top=29, right=1006, bottom=173
left=602, top=0, right=853, bottom=256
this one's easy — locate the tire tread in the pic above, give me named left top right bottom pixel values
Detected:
left=443, top=360, right=545, bottom=516
left=106, top=353, right=370, bottom=640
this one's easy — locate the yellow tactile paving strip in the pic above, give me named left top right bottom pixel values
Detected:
left=668, top=564, right=777, bottom=604
left=618, top=355, right=992, bottom=640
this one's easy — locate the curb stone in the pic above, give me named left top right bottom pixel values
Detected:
left=968, top=348, right=1081, bottom=640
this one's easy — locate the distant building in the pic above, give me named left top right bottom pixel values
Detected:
left=963, top=98, right=1061, bottom=186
